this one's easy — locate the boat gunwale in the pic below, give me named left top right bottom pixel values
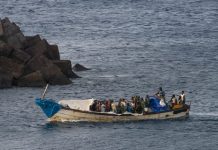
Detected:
left=61, top=105, right=190, bottom=116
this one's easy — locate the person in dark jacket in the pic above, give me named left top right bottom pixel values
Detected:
left=156, top=87, right=165, bottom=100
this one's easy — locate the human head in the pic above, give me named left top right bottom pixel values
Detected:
left=159, top=87, right=162, bottom=91
left=182, top=91, right=184, bottom=94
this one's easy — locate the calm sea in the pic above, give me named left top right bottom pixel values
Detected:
left=0, top=0, right=218, bottom=149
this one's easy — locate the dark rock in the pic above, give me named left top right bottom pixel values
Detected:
left=46, top=44, right=60, bottom=60
left=41, top=65, right=72, bottom=85
left=17, top=71, right=46, bottom=87
left=25, top=54, right=51, bottom=71
left=0, top=67, right=13, bottom=88
left=24, top=39, right=47, bottom=56
left=25, top=55, right=72, bottom=85
left=0, top=19, right=3, bottom=36
left=10, top=48, right=31, bottom=64
left=25, top=38, right=60, bottom=60
left=1, top=17, right=20, bottom=37
left=73, top=63, right=90, bottom=71
left=0, top=41, right=13, bottom=57
left=25, top=35, right=41, bottom=48
left=1, top=18, right=26, bottom=49
left=53, top=60, right=80, bottom=78
left=6, top=32, right=26, bottom=49
left=0, top=56, right=24, bottom=79
left=0, top=18, right=78, bottom=87
left=0, top=35, right=7, bottom=43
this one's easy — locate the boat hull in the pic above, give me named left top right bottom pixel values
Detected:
left=48, top=107, right=190, bottom=122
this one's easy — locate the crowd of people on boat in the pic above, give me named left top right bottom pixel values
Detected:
left=169, top=90, right=186, bottom=107
left=155, top=87, right=186, bottom=107
left=90, top=96, right=149, bottom=114
left=89, top=87, right=186, bottom=114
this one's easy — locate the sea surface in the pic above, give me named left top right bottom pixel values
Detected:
left=0, top=0, right=218, bottom=149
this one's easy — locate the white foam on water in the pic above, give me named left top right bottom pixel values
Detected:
left=191, top=112, right=218, bottom=117
left=61, top=119, right=82, bottom=123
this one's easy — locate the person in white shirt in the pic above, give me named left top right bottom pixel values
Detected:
left=160, top=98, right=166, bottom=107
left=180, top=91, right=186, bottom=104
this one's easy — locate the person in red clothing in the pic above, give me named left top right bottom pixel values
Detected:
left=105, top=99, right=111, bottom=112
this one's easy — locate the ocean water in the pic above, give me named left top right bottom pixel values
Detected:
left=0, top=0, right=218, bottom=149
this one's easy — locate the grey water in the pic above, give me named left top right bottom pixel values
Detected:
left=0, top=0, right=218, bottom=149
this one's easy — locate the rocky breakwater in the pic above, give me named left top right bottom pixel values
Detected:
left=0, top=17, right=80, bottom=88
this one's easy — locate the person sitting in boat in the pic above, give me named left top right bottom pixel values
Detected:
left=155, top=87, right=165, bottom=100
left=121, top=98, right=127, bottom=111
left=170, top=94, right=177, bottom=108
left=131, top=99, right=135, bottom=113
left=126, top=102, right=133, bottom=113
left=117, top=98, right=126, bottom=114
left=101, top=102, right=106, bottom=112
left=144, top=95, right=150, bottom=107
left=135, top=100, right=143, bottom=114
left=111, top=101, right=117, bottom=113
left=90, top=100, right=97, bottom=111
left=131, top=97, right=136, bottom=112
left=105, top=99, right=111, bottom=112
left=96, top=101, right=102, bottom=112
left=117, top=101, right=122, bottom=114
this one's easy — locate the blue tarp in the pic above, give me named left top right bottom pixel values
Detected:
left=35, top=98, right=62, bottom=118
left=148, top=96, right=169, bottom=113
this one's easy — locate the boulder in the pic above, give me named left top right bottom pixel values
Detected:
left=10, top=48, right=31, bottom=64
left=25, top=35, right=41, bottom=48
left=0, top=68, right=13, bottom=88
left=25, top=38, right=60, bottom=60
left=1, top=17, right=20, bottom=37
left=73, top=63, right=90, bottom=71
left=0, top=18, right=27, bottom=49
left=24, top=39, right=47, bottom=56
left=0, top=41, right=13, bottom=57
left=0, top=18, right=79, bottom=87
left=41, top=64, right=72, bottom=85
left=17, top=71, right=46, bottom=87
left=6, top=32, right=26, bottom=49
left=46, top=44, right=60, bottom=60
left=0, top=19, right=3, bottom=36
left=0, top=35, right=7, bottom=43
left=53, top=60, right=80, bottom=78
left=25, top=55, right=72, bottom=85
left=25, top=54, right=51, bottom=71
left=0, top=56, right=24, bottom=79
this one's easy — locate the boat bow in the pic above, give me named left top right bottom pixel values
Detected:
left=35, top=98, right=62, bottom=118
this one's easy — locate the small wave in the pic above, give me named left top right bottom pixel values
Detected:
left=98, top=75, right=116, bottom=78
left=96, top=74, right=133, bottom=78
left=59, top=119, right=84, bottom=123
left=191, top=112, right=218, bottom=117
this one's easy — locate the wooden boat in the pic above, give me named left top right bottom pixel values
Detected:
left=35, top=85, right=191, bottom=122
